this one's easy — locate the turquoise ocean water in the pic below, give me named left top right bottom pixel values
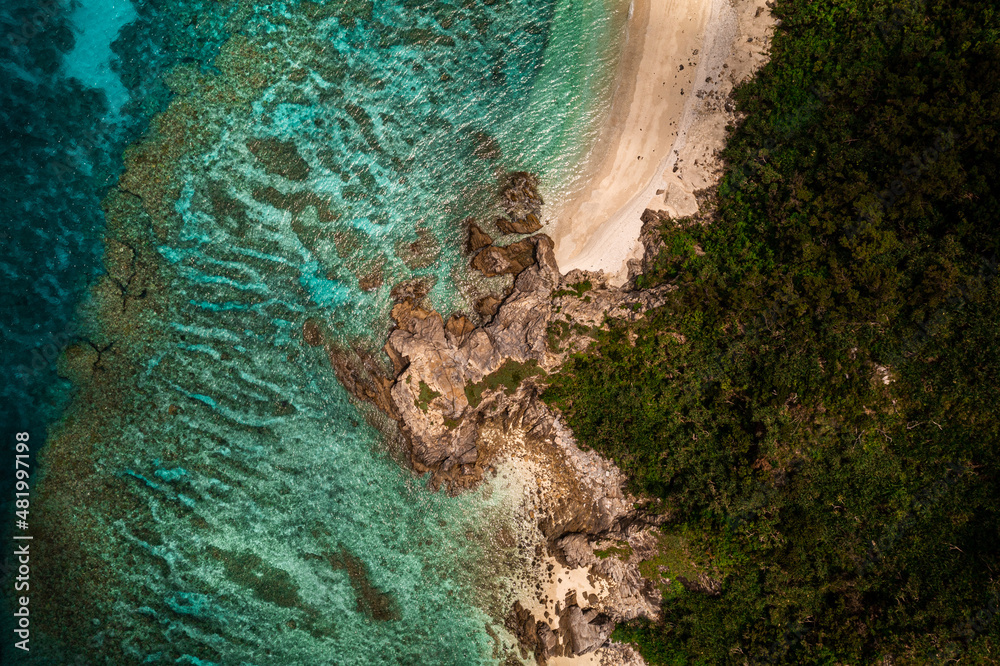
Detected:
left=1, top=0, right=627, bottom=663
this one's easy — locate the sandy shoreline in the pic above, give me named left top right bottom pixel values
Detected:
left=549, top=0, right=776, bottom=284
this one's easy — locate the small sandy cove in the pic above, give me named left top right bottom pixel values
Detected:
left=550, top=0, right=776, bottom=285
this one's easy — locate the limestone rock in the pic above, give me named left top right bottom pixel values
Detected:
left=499, top=171, right=544, bottom=231
left=507, top=601, right=539, bottom=660
left=387, top=233, right=673, bottom=493
left=560, top=604, right=615, bottom=655
left=496, top=213, right=542, bottom=235
left=556, top=533, right=598, bottom=569
left=626, top=209, right=669, bottom=284
left=444, top=313, right=475, bottom=346
left=382, top=232, right=677, bottom=657
left=465, top=220, right=493, bottom=253
left=470, top=238, right=537, bottom=277
left=474, top=294, right=504, bottom=318
left=536, top=621, right=560, bottom=661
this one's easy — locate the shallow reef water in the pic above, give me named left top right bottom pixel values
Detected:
left=2, top=0, right=625, bottom=663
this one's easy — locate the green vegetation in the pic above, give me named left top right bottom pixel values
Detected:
left=637, top=532, right=708, bottom=601
left=547, top=319, right=571, bottom=352
left=553, top=279, right=594, bottom=299
left=544, top=0, right=1000, bottom=663
left=594, top=541, right=633, bottom=561
left=464, top=359, right=546, bottom=408
left=414, top=380, right=440, bottom=412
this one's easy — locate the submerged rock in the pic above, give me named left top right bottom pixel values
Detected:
left=499, top=171, right=544, bottom=230
left=357, top=259, right=385, bottom=291
left=325, top=342, right=398, bottom=420
left=471, top=130, right=501, bottom=160
left=395, top=225, right=440, bottom=270
left=496, top=213, right=542, bottom=235
left=326, top=547, right=401, bottom=622
left=470, top=238, right=537, bottom=276
left=246, top=137, right=311, bottom=181
left=303, top=318, right=325, bottom=347
left=389, top=276, right=435, bottom=305
left=465, top=219, right=493, bottom=253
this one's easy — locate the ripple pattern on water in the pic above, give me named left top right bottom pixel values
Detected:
left=15, top=0, right=629, bottom=663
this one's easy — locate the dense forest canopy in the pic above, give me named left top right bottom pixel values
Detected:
left=543, top=0, right=1000, bottom=662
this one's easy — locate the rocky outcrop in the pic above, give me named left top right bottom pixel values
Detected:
left=560, top=603, right=615, bottom=656
left=383, top=233, right=675, bottom=660
left=509, top=601, right=544, bottom=659
left=387, top=234, right=672, bottom=491
left=465, top=220, right=493, bottom=253
left=626, top=209, right=669, bottom=283
left=554, top=530, right=665, bottom=622
left=469, top=237, right=537, bottom=277
left=628, top=194, right=715, bottom=284
left=303, top=318, right=399, bottom=420
left=510, top=598, right=615, bottom=664
left=326, top=342, right=398, bottom=420
left=498, top=171, right=544, bottom=233
left=496, top=214, right=542, bottom=235
left=474, top=293, right=504, bottom=319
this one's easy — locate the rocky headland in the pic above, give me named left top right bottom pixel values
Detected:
left=288, top=160, right=706, bottom=664
left=328, top=170, right=683, bottom=664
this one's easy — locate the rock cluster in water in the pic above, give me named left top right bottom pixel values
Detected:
left=311, top=173, right=682, bottom=661
left=378, top=228, right=677, bottom=661
left=496, top=171, right=544, bottom=234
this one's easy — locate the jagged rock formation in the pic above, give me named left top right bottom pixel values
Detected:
left=465, top=219, right=494, bottom=253
left=627, top=202, right=715, bottom=284
left=469, top=237, right=537, bottom=277
left=317, top=229, right=683, bottom=661
left=496, top=214, right=543, bottom=235
left=474, top=293, right=505, bottom=318
left=387, top=234, right=671, bottom=491
left=497, top=171, right=544, bottom=234
left=626, top=209, right=670, bottom=282
left=383, top=233, right=675, bottom=660
left=509, top=598, right=615, bottom=663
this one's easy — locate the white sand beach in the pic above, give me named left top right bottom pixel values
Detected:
left=550, top=0, right=776, bottom=284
